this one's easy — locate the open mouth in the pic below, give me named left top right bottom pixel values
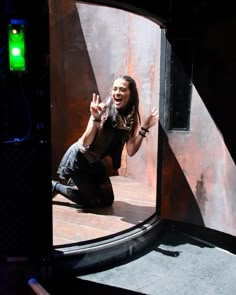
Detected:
left=114, top=97, right=122, bottom=103
left=114, top=98, right=123, bottom=106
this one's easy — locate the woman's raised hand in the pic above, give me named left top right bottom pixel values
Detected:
left=142, top=107, right=159, bottom=129
left=90, top=93, right=105, bottom=120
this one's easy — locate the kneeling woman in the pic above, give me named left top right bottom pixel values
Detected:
left=52, top=75, right=159, bottom=208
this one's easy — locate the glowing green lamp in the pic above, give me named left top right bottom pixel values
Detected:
left=8, top=20, right=26, bottom=71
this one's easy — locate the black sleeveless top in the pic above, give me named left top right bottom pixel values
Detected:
left=57, top=116, right=131, bottom=180
left=82, top=117, right=130, bottom=169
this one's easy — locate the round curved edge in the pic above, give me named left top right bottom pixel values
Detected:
left=50, top=213, right=165, bottom=276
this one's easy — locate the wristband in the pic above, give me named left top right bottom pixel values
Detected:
left=139, top=130, right=146, bottom=137
left=141, top=127, right=149, bottom=133
left=91, top=116, right=101, bottom=122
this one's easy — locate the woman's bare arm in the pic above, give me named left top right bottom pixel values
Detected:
left=126, top=107, right=159, bottom=157
left=79, top=93, right=105, bottom=147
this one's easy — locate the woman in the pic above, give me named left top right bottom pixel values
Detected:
left=52, top=75, right=159, bottom=208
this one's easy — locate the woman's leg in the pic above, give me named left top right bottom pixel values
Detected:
left=52, top=181, right=82, bottom=204
left=52, top=177, right=114, bottom=208
left=71, top=171, right=114, bottom=207
left=52, top=170, right=114, bottom=208
left=53, top=150, right=115, bottom=207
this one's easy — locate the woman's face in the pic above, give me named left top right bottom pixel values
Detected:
left=112, top=78, right=131, bottom=110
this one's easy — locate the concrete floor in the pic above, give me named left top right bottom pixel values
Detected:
left=1, top=228, right=236, bottom=294
left=75, top=230, right=236, bottom=295
left=46, top=228, right=236, bottom=294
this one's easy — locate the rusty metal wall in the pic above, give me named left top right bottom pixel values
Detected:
left=50, top=0, right=236, bottom=239
left=50, top=1, right=160, bottom=189
left=160, top=24, right=236, bottom=238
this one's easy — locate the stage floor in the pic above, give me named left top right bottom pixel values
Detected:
left=52, top=175, right=156, bottom=246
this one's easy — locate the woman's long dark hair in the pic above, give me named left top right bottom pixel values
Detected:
left=102, top=75, right=141, bottom=136
left=121, top=75, right=141, bottom=125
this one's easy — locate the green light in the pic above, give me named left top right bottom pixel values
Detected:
left=8, top=23, right=26, bottom=71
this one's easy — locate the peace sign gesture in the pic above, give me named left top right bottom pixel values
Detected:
left=90, top=93, right=106, bottom=121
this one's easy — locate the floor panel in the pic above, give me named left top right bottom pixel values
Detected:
left=53, top=176, right=156, bottom=245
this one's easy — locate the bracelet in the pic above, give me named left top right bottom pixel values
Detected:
left=139, top=130, right=146, bottom=137
left=141, top=127, right=149, bottom=133
left=91, top=116, right=101, bottom=122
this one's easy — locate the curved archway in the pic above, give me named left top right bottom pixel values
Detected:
left=51, top=1, right=162, bottom=247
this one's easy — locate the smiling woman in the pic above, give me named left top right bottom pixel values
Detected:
left=50, top=1, right=161, bottom=245
left=52, top=75, right=158, bottom=208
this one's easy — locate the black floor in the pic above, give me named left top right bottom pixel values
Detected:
left=1, top=228, right=236, bottom=295
left=76, top=230, right=236, bottom=295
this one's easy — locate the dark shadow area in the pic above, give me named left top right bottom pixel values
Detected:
left=52, top=200, right=83, bottom=209
left=100, top=0, right=235, bottom=26
left=155, top=247, right=181, bottom=257
left=147, top=219, right=236, bottom=256
left=44, top=276, right=145, bottom=295
left=159, top=125, right=205, bottom=226
left=0, top=0, right=52, bottom=258
left=53, top=199, right=155, bottom=225
left=82, top=201, right=155, bottom=224
left=166, top=219, right=236, bottom=255
left=74, top=220, right=236, bottom=295
left=166, top=20, right=236, bottom=165
left=155, top=226, right=214, bottom=254
left=50, top=4, right=99, bottom=178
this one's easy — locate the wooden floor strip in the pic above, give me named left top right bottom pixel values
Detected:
left=53, top=176, right=156, bottom=245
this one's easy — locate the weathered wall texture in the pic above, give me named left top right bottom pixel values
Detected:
left=161, top=86, right=236, bottom=236
left=50, top=1, right=236, bottom=238
left=50, top=1, right=160, bottom=189
left=161, top=22, right=236, bottom=237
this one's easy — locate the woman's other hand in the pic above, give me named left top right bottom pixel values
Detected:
left=142, top=107, right=159, bottom=130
